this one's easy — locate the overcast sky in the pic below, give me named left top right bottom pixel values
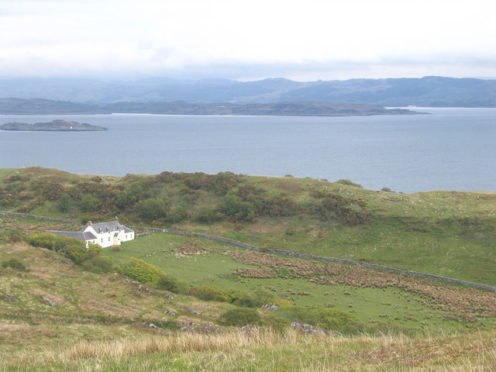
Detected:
left=1, top=0, right=495, bottom=81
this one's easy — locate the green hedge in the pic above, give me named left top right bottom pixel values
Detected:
left=27, top=232, right=100, bottom=264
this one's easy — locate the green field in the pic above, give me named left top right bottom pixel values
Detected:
left=106, top=233, right=496, bottom=334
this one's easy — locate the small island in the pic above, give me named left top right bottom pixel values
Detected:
left=0, top=120, right=107, bottom=132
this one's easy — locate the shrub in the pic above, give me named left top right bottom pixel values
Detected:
left=167, top=207, right=189, bottom=224
left=118, top=257, right=166, bottom=285
left=135, top=198, right=169, bottom=222
left=218, top=308, right=261, bottom=326
left=80, top=194, right=100, bottom=212
left=289, top=307, right=363, bottom=334
left=263, top=316, right=289, bottom=332
left=2, top=258, right=27, bottom=271
left=81, top=255, right=114, bottom=273
left=194, top=206, right=221, bottom=224
left=227, top=290, right=261, bottom=307
left=158, top=274, right=188, bottom=293
left=27, top=233, right=99, bottom=264
left=227, top=289, right=274, bottom=308
left=188, top=286, right=228, bottom=302
left=335, top=179, right=363, bottom=188
left=56, top=193, right=73, bottom=213
left=220, top=193, right=257, bottom=222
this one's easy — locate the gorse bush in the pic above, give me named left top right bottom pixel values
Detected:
left=188, top=286, right=228, bottom=302
left=118, top=257, right=166, bottom=285
left=218, top=308, right=261, bottom=326
left=27, top=233, right=101, bottom=264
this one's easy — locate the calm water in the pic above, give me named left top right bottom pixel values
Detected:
left=1, top=108, right=495, bottom=192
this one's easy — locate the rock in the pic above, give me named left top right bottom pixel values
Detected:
left=241, top=325, right=264, bottom=336
left=180, top=322, right=223, bottom=334
left=148, top=323, right=161, bottom=329
left=164, top=310, right=177, bottom=316
left=261, top=303, right=279, bottom=310
left=188, top=308, right=201, bottom=315
left=290, top=321, right=326, bottom=336
left=164, top=294, right=175, bottom=301
left=40, top=295, right=57, bottom=307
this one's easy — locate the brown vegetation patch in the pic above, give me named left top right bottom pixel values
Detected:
left=247, top=221, right=288, bottom=234
left=235, top=268, right=276, bottom=279
left=178, top=240, right=211, bottom=255
left=227, top=251, right=496, bottom=319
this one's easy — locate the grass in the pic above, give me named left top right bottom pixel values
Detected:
left=2, top=167, right=496, bottom=284
left=2, top=329, right=495, bottom=371
left=107, top=233, right=496, bottom=334
left=216, top=216, right=496, bottom=285
left=1, top=214, right=495, bottom=371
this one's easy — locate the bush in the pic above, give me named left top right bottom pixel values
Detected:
left=27, top=233, right=100, bottom=264
left=218, top=308, right=261, bottom=326
left=227, top=289, right=274, bottom=308
left=335, top=179, right=363, bottom=188
left=289, top=307, right=363, bottom=334
left=118, top=257, right=166, bottom=285
left=188, top=286, right=228, bottom=302
left=135, top=198, right=169, bottom=222
left=194, top=206, right=221, bottom=224
left=81, top=255, right=114, bottom=273
left=263, top=316, right=289, bottom=332
left=158, top=274, right=188, bottom=293
left=220, top=193, right=257, bottom=222
left=2, top=258, right=27, bottom=271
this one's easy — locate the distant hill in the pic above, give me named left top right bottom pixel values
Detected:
left=0, top=76, right=495, bottom=106
left=0, top=99, right=418, bottom=116
left=0, top=119, right=107, bottom=131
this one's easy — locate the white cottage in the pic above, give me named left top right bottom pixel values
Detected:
left=47, top=220, right=134, bottom=248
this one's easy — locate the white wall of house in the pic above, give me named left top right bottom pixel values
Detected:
left=84, top=226, right=134, bottom=248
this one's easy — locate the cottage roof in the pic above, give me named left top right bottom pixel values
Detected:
left=85, top=220, right=133, bottom=234
left=46, top=230, right=97, bottom=241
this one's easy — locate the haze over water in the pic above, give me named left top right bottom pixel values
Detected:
left=1, top=107, right=495, bottom=193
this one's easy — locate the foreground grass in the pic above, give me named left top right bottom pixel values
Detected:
left=3, top=329, right=495, bottom=371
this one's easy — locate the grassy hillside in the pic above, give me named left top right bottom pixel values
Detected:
left=0, top=215, right=495, bottom=371
left=1, top=167, right=495, bottom=285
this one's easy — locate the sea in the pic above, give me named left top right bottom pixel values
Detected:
left=1, top=107, right=495, bottom=193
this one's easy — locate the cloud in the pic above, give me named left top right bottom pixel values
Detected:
left=0, top=0, right=495, bottom=79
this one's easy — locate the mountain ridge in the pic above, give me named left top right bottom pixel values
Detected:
left=0, top=76, right=495, bottom=106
